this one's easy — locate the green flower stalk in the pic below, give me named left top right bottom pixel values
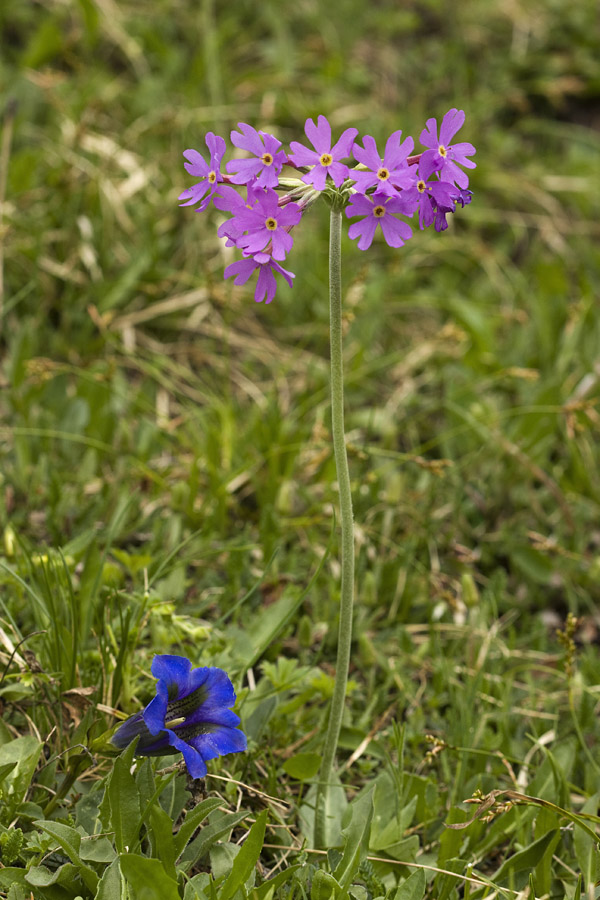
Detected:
left=314, top=200, right=356, bottom=848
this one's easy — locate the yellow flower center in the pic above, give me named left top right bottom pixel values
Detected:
left=261, top=152, right=273, bottom=166
left=417, top=180, right=426, bottom=193
left=438, top=144, right=447, bottom=157
left=208, top=171, right=217, bottom=183
left=373, top=205, right=386, bottom=218
left=265, top=217, right=278, bottom=231
left=319, top=152, right=333, bottom=166
left=377, top=168, right=390, bottom=181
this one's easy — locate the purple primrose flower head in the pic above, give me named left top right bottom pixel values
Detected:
left=179, top=112, right=476, bottom=302
left=111, top=654, right=247, bottom=779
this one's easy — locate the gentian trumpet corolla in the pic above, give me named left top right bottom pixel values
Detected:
left=111, top=655, right=247, bottom=779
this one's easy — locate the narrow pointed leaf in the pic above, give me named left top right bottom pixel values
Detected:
left=174, top=797, right=223, bottom=856
left=219, top=810, right=268, bottom=900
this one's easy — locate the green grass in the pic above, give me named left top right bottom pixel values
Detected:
left=1, top=0, right=600, bottom=898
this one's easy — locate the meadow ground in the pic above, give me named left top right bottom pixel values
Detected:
left=0, top=1, right=600, bottom=898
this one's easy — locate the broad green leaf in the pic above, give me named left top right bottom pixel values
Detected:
left=251, top=865, right=302, bottom=900
left=348, top=887, right=367, bottom=900
left=438, top=807, right=469, bottom=867
left=184, top=872, right=211, bottom=900
left=34, top=820, right=99, bottom=893
left=210, top=841, right=239, bottom=880
left=573, top=792, right=600, bottom=892
left=35, top=819, right=82, bottom=859
left=25, top=862, right=79, bottom=888
left=0, top=869, right=27, bottom=890
left=533, top=807, right=560, bottom=897
left=0, top=736, right=43, bottom=804
left=159, top=769, right=190, bottom=820
left=392, top=869, right=426, bottom=900
left=178, top=809, right=248, bottom=873
left=149, top=801, right=178, bottom=880
left=15, top=800, right=44, bottom=820
left=107, top=752, right=142, bottom=852
left=174, top=796, right=223, bottom=856
left=79, top=835, right=117, bottom=863
left=492, top=830, right=559, bottom=883
left=219, top=809, right=268, bottom=900
left=120, top=853, right=181, bottom=900
left=370, top=796, right=417, bottom=852
left=283, top=753, right=322, bottom=781
left=135, top=756, right=157, bottom=811
left=300, top=772, right=348, bottom=847
left=381, top=834, right=420, bottom=863
left=6, top=883, right=27, bottom=900
left=135, top=768, right=180, bottom=840
left=311, top=869, right=340, bottom=900
left=96, top=858, right=122, bottom=900
left=435, top=858, right=467, bottom=900
left=0, top=761, right=17, bottom=784
left=334, top=788, right=374, bottom=891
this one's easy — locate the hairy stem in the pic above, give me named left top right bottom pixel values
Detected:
left=314, top=204, right=355, bottom=848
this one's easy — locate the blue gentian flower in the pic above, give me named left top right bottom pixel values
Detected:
left=111, top=655, right=247, bottom=779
